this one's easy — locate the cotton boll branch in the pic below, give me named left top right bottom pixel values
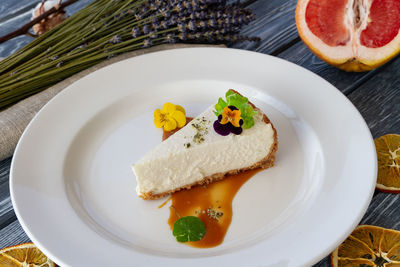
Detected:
left=0, top=0, right=79, bottom=44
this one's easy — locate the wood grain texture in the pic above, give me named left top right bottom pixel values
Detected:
left=0, top=157, right=15, bottom=230
left=0, top=0, right=40, bottom=23
left=233, top=0, right=299, bottom=55
left=347, top=56, right=400, bottom=138
left=0, top=220, right=30, bottom=249
left=276, top=41, right=398, bottom=94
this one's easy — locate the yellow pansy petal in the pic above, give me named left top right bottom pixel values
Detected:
left=154, top=109, right=165, bottom=128
left=154, top=119, right=165, bottom=128
left=172, top=110, right=186, bottom=128
left=164, top=117, right=177, bottom=131
left=154, top=109, right=163, bottom=120
left=162, top=102, right=176, bottom=114
left=175, top=105, right=186, bottom=116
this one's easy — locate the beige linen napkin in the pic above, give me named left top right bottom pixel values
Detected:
left=0, top=44, right=225, bottom=160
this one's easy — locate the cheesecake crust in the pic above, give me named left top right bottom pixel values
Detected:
left=139, top=93, right=278, bottom=200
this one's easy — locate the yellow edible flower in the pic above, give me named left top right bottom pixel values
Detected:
left=154, top=102, right=186, bottom=131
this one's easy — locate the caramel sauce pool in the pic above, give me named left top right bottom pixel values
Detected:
left=162, top=117, right=260, bottom=248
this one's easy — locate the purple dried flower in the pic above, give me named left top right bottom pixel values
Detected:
left=196, top=11, right=206, bottom=19
left=143, top=38, right=152, bottom=48
left=187, top=21, right=197, bottom=31
left=183, top=2, right=192, bottom=9
left=160, top=20, right=169, bottom=29
left=178, top=31, right=187, bottom=40
left=132, top=27, right=140, bottom=38
left=177, top=22, right=186, bottom=32
left=197, top=20, right=206, bottom=29
left=109, top=34, right=121, bottom=44
left=207, top=19, right=217, bottom=28
left=160, top=9, right=171, bottom=18
left=135, top=13, right=143, bottom=20
left=175, top=3, right=184, bottom=12
left=141, top=4, right=149, bottom=13
left=149, top=3, right=158, bottom=10
left=165, top=34, right=176, bottom=43
left=143, top=24, right=150, bottom=35
left=149, top=31, right=158, bottom=38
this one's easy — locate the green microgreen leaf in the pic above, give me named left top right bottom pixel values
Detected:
left=172, top=216, right=206, bottom=242
left=214, top=97, right=227, bottom=116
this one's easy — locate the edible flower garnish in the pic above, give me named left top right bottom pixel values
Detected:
left=220, top=106, right=242, bottom=127
left=154, top=103, right=186, bottom=132
left=213, top=90, right=257, bottom=136
left=214, top=106, right=244, bottom=135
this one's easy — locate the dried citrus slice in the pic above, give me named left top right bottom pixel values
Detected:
left=374, top=134, right=400, bottom=192
left=331, top=225, right=400, bottom=267
left=296, top=0, right=400, bottom=71
left=0, top=243, right=55, bottom=267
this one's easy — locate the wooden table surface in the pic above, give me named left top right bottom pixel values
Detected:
left=1, top=1, right=399, bottom=266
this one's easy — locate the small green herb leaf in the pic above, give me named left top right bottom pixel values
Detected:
left=172, top=216, right=206, bottom=242
left=214, top=97, right=227, bottom=116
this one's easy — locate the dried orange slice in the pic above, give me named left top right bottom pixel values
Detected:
left=374, top=134, right=400, bottom=192
left=0, top=243, right=55, bottom=267
left=331, top=225, right=400, bottom=267
left=296, top=0, right=400, bottom=72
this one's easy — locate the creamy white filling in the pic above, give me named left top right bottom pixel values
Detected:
left=132, top=106, right=275, bottom=196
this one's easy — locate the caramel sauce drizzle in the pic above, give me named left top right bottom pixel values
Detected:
left=162, top=117, right=260, bottom=248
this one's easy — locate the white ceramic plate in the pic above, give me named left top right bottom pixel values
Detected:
left=11, top=48, right=376, bottom=266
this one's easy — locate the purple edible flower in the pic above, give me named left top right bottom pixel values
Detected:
left=213, top=106, right=243, bottom=136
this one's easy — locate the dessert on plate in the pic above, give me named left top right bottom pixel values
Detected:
left=132, top=90, right=278, bottom=200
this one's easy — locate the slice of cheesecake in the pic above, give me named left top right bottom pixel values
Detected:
left=132, top=92, right=278, bottom=200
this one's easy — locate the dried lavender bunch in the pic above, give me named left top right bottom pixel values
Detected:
left=0, top=0, right=257, bottom=109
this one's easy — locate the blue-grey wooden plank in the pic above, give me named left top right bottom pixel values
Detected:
left=0, top=0, right=40, bottom=23
left=347, top=56, right=400, bottom=138
left=0, top=157, right=14, bottom=230
left=0, top=220, right=30, bottom=248
left=233, top=0, right=299, bottom=55
left=277, top=38, right=399, bottom=95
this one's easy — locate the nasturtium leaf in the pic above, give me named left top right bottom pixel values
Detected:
left=172, top=216, right=206, bottom=242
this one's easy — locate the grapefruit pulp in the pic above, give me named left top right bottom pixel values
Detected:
left=296, top=0, right=400, bottom=71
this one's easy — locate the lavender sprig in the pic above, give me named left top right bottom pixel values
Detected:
left=0, top=0, right=258, bottom=110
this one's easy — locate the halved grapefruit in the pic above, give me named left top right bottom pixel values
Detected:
left=296, top=0, right=400, bottom=72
